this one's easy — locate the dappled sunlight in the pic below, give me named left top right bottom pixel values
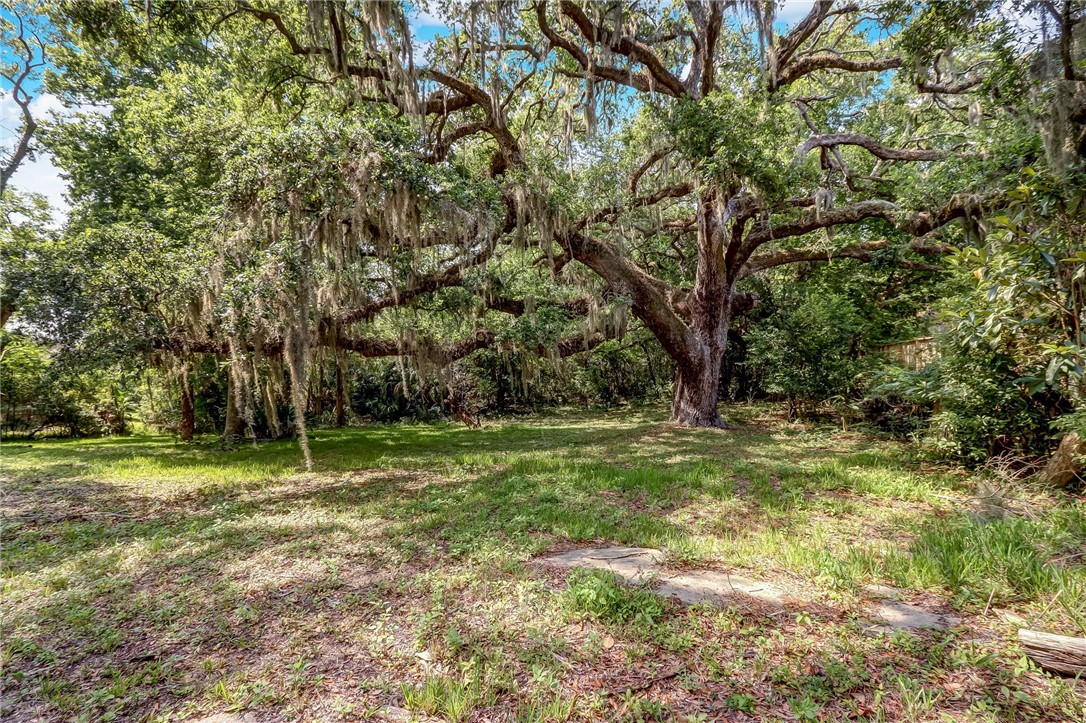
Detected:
left=3, top=409, right=1083, bottom=720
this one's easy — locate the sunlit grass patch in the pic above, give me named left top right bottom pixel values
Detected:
left=561, top=568, right=668, bottom=632
left=884, top=510, right=1086, bottom=632
left=2, top=406, right=1083, bottom=721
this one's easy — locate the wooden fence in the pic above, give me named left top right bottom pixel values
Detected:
left=875, top=336, right=937, bottom=370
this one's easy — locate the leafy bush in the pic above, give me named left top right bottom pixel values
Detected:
left=349, top=361, right=442, bottom=423
left=746, top=292, right=868, bottom=419
left=0, top=333, right=103, bottom=437
left=871, top=338, right=1064, bottom=464
left=576, top=338, right=668, bottom=406
left=561, top=568, right=666, bottom=631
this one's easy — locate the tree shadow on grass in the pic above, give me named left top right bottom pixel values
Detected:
left=5, top=409, right=1016, bottom=721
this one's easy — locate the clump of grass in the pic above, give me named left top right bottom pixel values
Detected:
left=400, top=664, right=495, bottom=723
left=885, top=510, right=1086, bottom=620
left=560, top=568, right=667, bottom=631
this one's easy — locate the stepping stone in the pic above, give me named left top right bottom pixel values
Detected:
left=540, top=546, right=954, bottom=630
left=544, top=546, right=663, bottom=583
left=868, top=599, right=957, bottom=632
left=540, top=547, right=786, bottom=607
left=658, top=570, right=786, bottom=607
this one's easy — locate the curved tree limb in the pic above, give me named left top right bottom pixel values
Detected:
left=737, top=238, right=944, bottom=279
left=774, top=52, right=903, bottom=89
left=0, top=9, right=45, bottom=199
left=556, top=0, right=687, bottom=97
left=797, top=133, right=945, bottom=162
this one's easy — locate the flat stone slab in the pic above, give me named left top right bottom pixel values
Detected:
left=544, top=546, right=663, bottom=582
left=540, top=546, right=955, bottom=631
left=658, top=570, right=786, bottom=607
left=869, top=599, right=957, bottom=631
left=541, top=546, right=786, bottom=607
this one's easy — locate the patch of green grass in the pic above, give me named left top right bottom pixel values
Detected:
left=2, top=405, right=1082, bottom=721
left=561, top=569, right=668, bottom=632
left=885, top=510, right=1086, bottom=627
left=400, top=664, right=497, bottom=723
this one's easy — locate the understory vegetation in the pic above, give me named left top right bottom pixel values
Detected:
left=2, top=408, right=1084, bottom=721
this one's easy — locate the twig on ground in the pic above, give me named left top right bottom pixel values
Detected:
left=608, top=663, right=686, bottom=696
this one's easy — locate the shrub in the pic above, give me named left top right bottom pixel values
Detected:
left=870, top=342, right=1063, bottom=463
left=746, top=291, right=868, bottom=419
left=561, top=568, right=666, bottom=631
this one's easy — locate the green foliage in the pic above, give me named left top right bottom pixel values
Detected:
left=872, top=343, right=1056, bottom=463
left=668, top=90, right=793, bottom=197
left=561, top=568, right=666, bottom=631
left=400, top=664, right=495, bottom=723
left=951, top=171, right=1085, bottom=402
left=869, top=170, right=1085, bottom=463
left=1, top=334, right=84, bottom=436
left=0, top=332, right=133, bottom=437
left=746, top=292, right=868, bottom=418
left=576, top=337, right=669, bottom=406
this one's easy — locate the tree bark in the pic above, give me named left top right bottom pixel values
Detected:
left=1039, top=432, right=1084, bottom=488
left=179, top=369, right=195, bottom=442
left=223, top=372, right=244, bottom=439
left=671, top=347, right=726, bottom=427
left=1018, top=628, right=1086, bottom=676
left=670, top=192, right=732, bottom=428
left=334, top=361, right=347, bottom=427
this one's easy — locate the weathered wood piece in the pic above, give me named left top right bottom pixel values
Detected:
left=1018, top=628, right=1086, bottom=676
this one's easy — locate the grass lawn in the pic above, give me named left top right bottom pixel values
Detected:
left=2, top=405, right=1084, bottom=722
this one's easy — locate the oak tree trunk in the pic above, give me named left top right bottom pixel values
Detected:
left=223, top=372, right=244, bottom=439
left=179, top=369, right=195, bottom=442
left=670, top=193, right=732, bottom=428
left=671, top=337, right=728, bottom=427
left=334, top=362, right=347, bottom=428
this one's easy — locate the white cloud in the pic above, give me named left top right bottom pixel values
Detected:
left=411, top=8, right=446, bottom=27
left=776, top=1, right=817, bottom=27
left=1, top=93, right=106, bottom=222
left=7, top=151, right=68, bottom=217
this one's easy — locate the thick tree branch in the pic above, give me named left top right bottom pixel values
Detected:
left=536, top=3, right=659, bottom=94
left=422, top=121, right=490, bottom=163
left=484, top=296, right=592, bottom=317
left=797, top=133, right=945, bottom=162
left=161, top=324, right=611, bottom=365
left=561, top=231, right=693, bottom=362
left=336, top=246, right=494, bottom=325
left=577, top=182, right=696, bottom=230
left=555, top=0, right=687, bottom=97
left=745, top=199, right=897, bottom=247
left=629, top=149, right=672, bottom=194
left=737, top=238, right=944, bottom=279
left=774, top=52, right=903, bottom=89
left=774, top=1, right=836, bottom=74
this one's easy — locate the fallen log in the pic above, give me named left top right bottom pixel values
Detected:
left=1018, top=629, right=1086, bottom=676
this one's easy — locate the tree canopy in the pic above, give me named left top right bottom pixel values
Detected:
left=2, top=0, right=1083, bottom=471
